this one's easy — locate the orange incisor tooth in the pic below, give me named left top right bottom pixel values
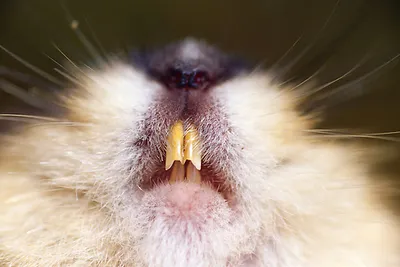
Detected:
left=186, top=162, right=201, bottom=184
left=166, top=121, right=202, bottom=183
left=165, top=121, right=184, bottom=170
left=183, top=125, right=202, bottom=170
left=169, top=161, right=185, bottom=183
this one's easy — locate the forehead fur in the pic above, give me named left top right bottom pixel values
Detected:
left=176, top=38, right=208, bottom=61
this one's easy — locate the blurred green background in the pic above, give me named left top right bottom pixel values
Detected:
left=0, top=0, right=399, bottom=209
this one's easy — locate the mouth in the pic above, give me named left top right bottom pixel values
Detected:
left=139, top=120, right=234, bottom=205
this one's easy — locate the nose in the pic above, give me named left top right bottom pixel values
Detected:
left=163, top=68, right=211, bottom=90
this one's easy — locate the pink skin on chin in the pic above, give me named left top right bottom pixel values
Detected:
left=137, top=183, right=237, bottom=266
left=138, top=184, right=258, bottom=266
left=142, top=182, right=231, bottom=226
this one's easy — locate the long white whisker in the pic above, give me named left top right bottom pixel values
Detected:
left=314, top=53, right=400, bottom=101
left=53, top=68, right=85, bottom=87
left=305, top=61, right=364, bottom=97
left=0, top=79, right=54, bottom=110
left=289, top=64, right=327, bottom=91
left=59, top=1, right=105, bottom=65
left=273, top=0, right=341, bottom=80
left=0, top=114, right=94, bottom=128
left=308, top=134, right=400, bottom=142
left=304, top=129, right=400, bottom=142
left=270, top=36, right=302, bottom=71
left=305, top=53, right=372, bottom=98
left=0, top=45, right=64, bottom=86
left=70, top=19, right=106, bottom=66
left=277, top=76, right=297, bottom=87
left=0, top=66, right=58, bottom=91
left=0, top=114, right=59, bottom=121
left=44, top=54, right=85, bottom=85
left=27, top=121, right=94, bottom=128
left=84, top=18, right=108, bottom=59
left=250, top=59, right=268, bottom=75
left=52, top=43, right=87, bottom=76
left=44, top=53, right=74, bottom=76
left=306, top=129, right=400, bottom=136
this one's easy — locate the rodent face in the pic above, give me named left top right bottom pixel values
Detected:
left=15, top=38, right=312, bottom=266
left=78, top=39, right=313, bottom=266
left=2, top=36, right=400, bottom=267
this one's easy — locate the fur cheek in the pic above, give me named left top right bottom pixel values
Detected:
left=211, top=74, right=307, bottom=197
left=65, top=63, right=161, bottom=126
left=214, top=74, right=308, bottom=162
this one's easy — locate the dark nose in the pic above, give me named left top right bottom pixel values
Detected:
left=163, top=68, right=211, bottom=90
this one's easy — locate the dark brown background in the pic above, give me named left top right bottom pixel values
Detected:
left=1, top=0, right=399, bottom=210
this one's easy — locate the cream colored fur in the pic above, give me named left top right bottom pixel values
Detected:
left=0, top=60, right=399, bottom=266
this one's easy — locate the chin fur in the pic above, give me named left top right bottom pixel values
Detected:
left=0, top=50, right=399, bottom=266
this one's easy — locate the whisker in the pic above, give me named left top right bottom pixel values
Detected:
left=52, top=43, right=87, bottom=76
left=0, top=45, right=64, bottom=86
left=53, top=68, right=85, bottom=87
left=305, top=129, right=400, bottom=142
left=305, top=61, right=363, bottom=97
left=277, top=76, right=297, bottom=87
left=27, top=121, right=94, bottom=128
left=313, top=53, right=400, bottom=102
left=310, top=134, right=400, bottom=142
left=304, top=54, right=371, bottom=97
left=69, top=19, right=106, bottom=66
left=0, top=114, right=59, bottom=121
left=306, top=129, right=400, bottom=136
left=269, top=36, right=302, bottom=72
left=60, top=1, right=105, bottom=65
left=0, top=79, right=56, bottom=111
left=358, top=131, right=400, bottom=136
left=44, top=54, right=85, bottom=86
left=273, top=0, right=341, bottom=80
left=82, top=64, right=95, bottom=71
left=250, top=59, right=268, bottom=75
left=84, top=18, right=109, bottom=62
left=0, top=114, right=94, bottom=128
left=304, top=128, right=354, bottom=134
left=0, top=117, right=53, bottom=123
left=0, top=115, right=91, bottom=128
left=0, top=66, right=59, bottom=91
left=43, top=53, right=74, bottom=76
left=289, top=63, right=327, bottom=91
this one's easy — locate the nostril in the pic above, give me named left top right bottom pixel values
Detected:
left=189, top=71, right=209, bottom=89
left=163, top=68, right=211, bottom=90
left=179, top=72, right=191, bottom=88
left=167, top=68, right=183, bottom=87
